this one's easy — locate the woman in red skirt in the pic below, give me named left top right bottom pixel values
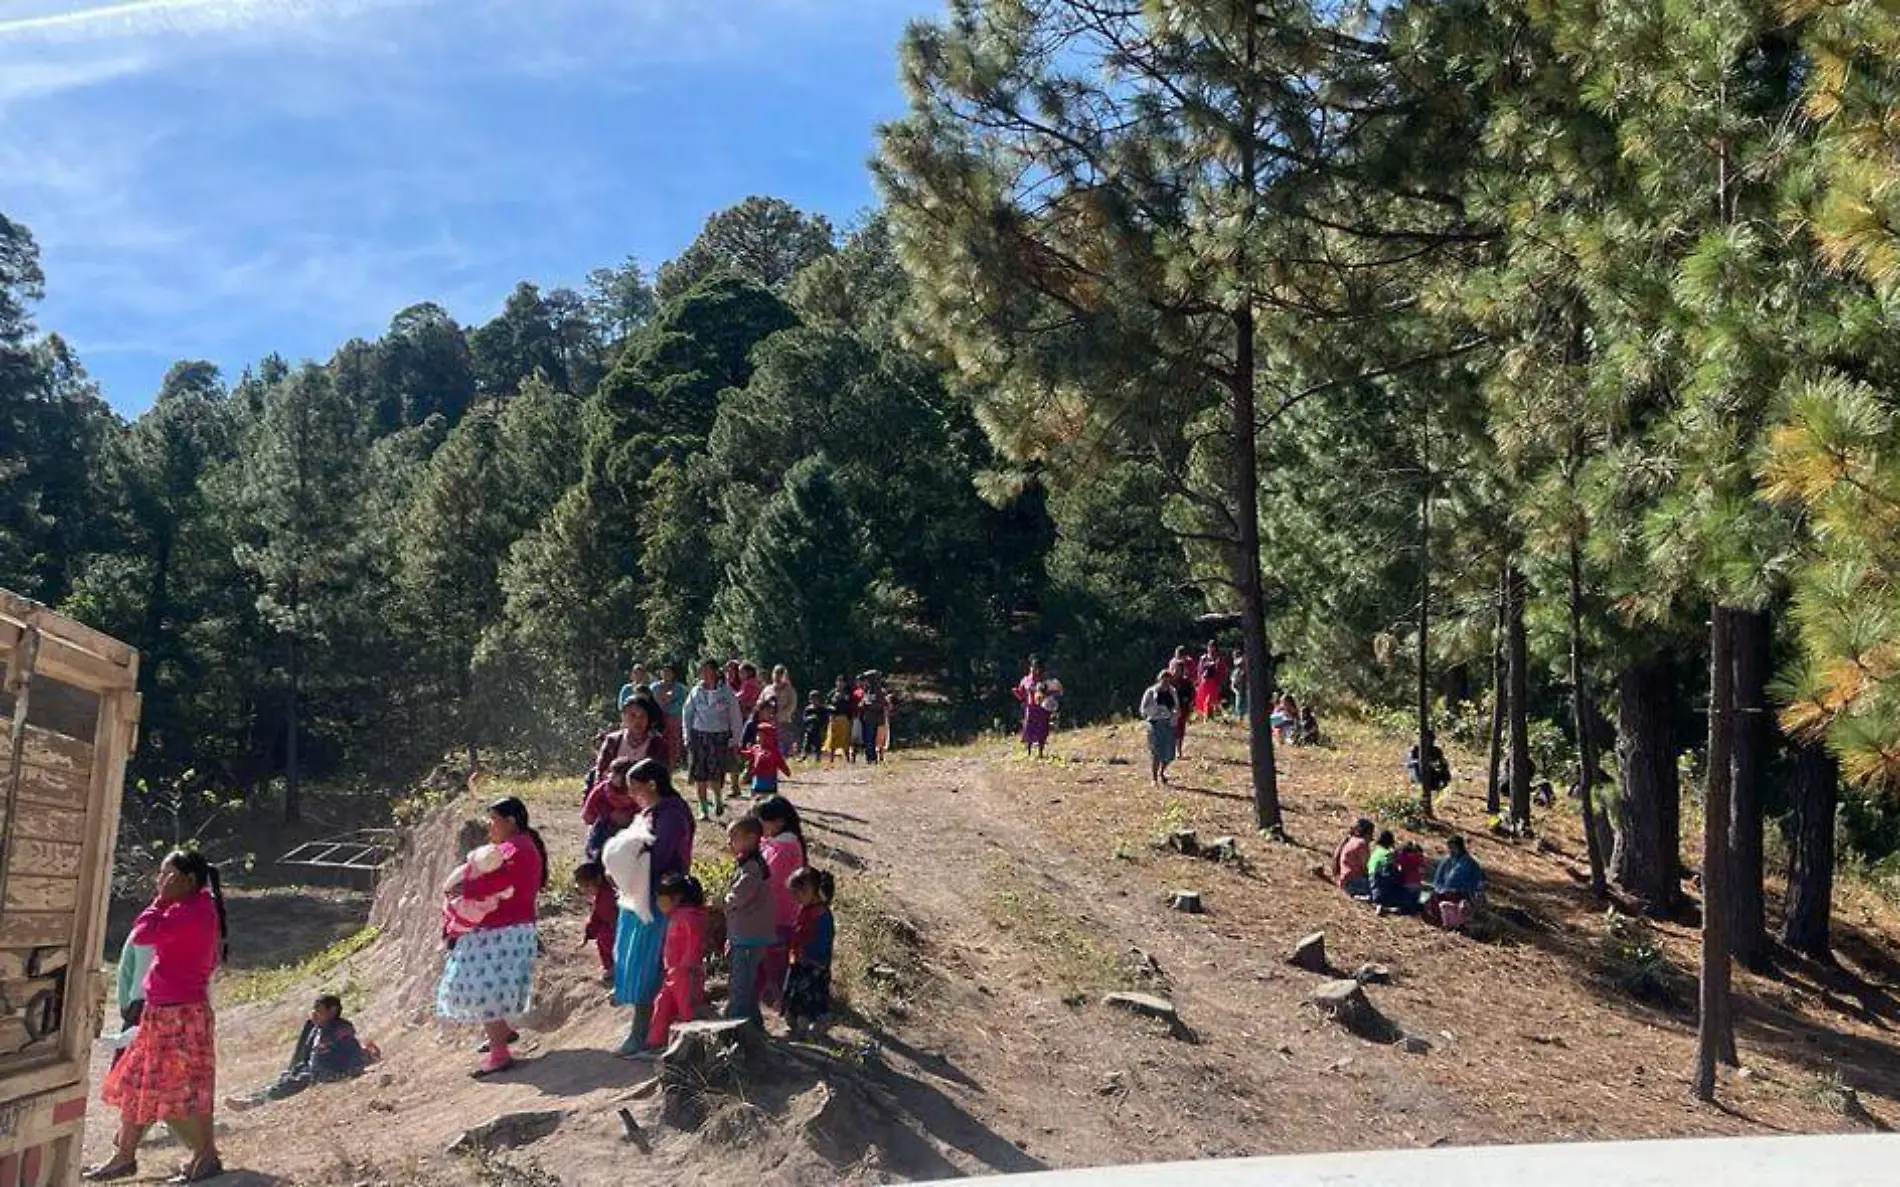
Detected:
left=85, top=850, right=229, bottom=1182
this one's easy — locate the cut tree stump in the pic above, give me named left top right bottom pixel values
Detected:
left=1168, top=890, right=1205, bottom=914
left=1103, top=992, right=1198, bottom=1042
left=1309, top=979, right=1399, bottom=1042
left=1167, top=829, right=1201, bottom=856
left=448, top=1109, right=566, bottom=1155
left=1201, top=836, right=1240, bottom=864
left=1288, top=931, right=1329, bottom=974
left=658, top=1020, right=766, bottom=1130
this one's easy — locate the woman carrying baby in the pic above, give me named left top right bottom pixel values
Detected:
left=435, top=797, right=548, bottom=1077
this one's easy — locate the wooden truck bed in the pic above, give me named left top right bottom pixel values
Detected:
left=0, top=592, right=138, bottom=1186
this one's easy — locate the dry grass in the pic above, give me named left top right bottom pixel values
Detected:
left=976, top=709, right=1900, bottom=1139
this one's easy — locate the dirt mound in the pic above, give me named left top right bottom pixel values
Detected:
left=367, top=799, right=485, bottom=1020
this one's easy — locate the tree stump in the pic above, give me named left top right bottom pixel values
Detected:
left=447, top=1109, right=567, bottom=1155
left=1288, top=931, right=1329, bottom=974
left=1167, top=829, right=1201, bottom=856
left=658, top=1020, right=765, bottom=1130
left=1168, top=889, right=1204, bottom=914
left=1201, top=836, right=1240, bottom=864
left=1309, top=979, right=1399, bottom=1042
left=1103, top=991, right=1197, bottom=1042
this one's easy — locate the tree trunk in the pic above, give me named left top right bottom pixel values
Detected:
left=284, top=627, right=302, bottom=825
left=1486, top=564, right=1505, bottom=816
left=1506, top=563, right=1532, bottom=828
left=1696, top=606, right=1739, bottom=1101
left=1416, top=434, right=1433, bottom=819
left=1728, top=606, right=1772, bottom=971
left=1613, top=655, right=1681, bottom=911
left=1231, top=11, right=1281, bottom=838
left=1783, top=736, right=1838, bottom=961
left=1569, top=542, right=1607, bottom=898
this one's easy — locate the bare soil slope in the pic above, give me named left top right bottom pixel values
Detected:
left=86, top=719, right=1900, bottom=1184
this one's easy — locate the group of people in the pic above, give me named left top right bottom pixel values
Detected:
left=603, top=660, right=894, bottom=822
left=1331, top=819, right=1487, bottom=930
left=431, top=654, right=852, bottom=1079
left=1133, top=643, right=1321, bottom=785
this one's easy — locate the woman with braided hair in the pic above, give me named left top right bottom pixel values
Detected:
left=85, top=849, right=230, bottom=1182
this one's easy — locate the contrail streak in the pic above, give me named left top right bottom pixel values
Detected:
left=0, top=0, right=316, bottom=40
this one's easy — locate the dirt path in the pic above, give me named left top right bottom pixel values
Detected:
left=82, top=721, right=1900, bottom=1184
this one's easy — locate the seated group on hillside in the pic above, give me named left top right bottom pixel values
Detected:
left=1332, top=818, right=1485, bottom=930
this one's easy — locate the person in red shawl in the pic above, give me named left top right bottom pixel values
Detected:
left=1194, top=640, right=1230, bottom=720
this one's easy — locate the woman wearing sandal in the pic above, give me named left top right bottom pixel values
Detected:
left=435, top=797, right=548, bottom=1077
left=85, top=850, right=229, bottom=1183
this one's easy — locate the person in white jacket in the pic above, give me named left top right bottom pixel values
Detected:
left=1139, top=671, right=1181, bottom=786
left=682, top=660, right=745, bottom=821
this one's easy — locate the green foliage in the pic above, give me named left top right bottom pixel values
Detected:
left=1359, top=786, right=1430, bottom=832
left=1599, top=908, right=1677, bottom=1006
left=224, top=925, right=383, bottom=1006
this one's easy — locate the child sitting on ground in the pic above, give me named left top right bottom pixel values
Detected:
left=581, top=757, right=640, bottom=861
left=226, top=994, right=375, bottom=1111
left=574, top=862, right=618, bottom=982
left=442, top=843, right=514, bottom=945
left=784, top=867, right=836, bottom=1039
left=645, top=872, right=709, bottom=1051
left=724, top=817, right=775, bottom=1024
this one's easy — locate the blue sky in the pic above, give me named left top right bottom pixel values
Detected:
left=0, top=0, right=938, bottom=414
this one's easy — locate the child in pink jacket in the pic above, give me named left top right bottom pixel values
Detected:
left=754, top=796, right=806, bottom=1011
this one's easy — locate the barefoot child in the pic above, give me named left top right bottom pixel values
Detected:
left=755, top=796, right=807, bottom=1011
left=784, top=867, right=836, bottom=1039
left=644, top=873, right=708, bottom=1051
left=723, top=818, right=775, bottom=1024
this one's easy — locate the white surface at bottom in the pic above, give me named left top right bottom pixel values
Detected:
left=940, top=1134, right=1900, bottom=1186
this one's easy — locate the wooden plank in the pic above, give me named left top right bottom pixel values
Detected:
left=0, top=845, right=80, bottom=880
left=0, top=957, right=23, bottom=982
left=0, top=917, right=70, bottom=949
left=9, top=768, right=85, bottom=814
left=1, top=881, right=74, bottom=915
left=23, top=951, right=62, bottom=978
left=0, top=804, right=87, bottom=846
left=0, top=728, right=92, bottom=779
left=0, top=980, right=59, bottom=1020
left=64, top=684, right=133, bottom=1067
left=0, top=592, right=133, bottom=668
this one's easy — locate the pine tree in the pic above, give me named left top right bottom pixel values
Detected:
left=232, top=364, right=369, bottom=821
left=880, top=0, right=1482, bottom=832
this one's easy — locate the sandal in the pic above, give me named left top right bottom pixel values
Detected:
left=477, top=1029, right=520, bottom=1054
left=470, top=1056, right=515, bottom=1079
left=166, top=1156, right=224, bottom=1183
left=80, top=1162, right=138, bottom=1182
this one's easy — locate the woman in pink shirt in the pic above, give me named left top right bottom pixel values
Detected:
left=436, top=797, right=548, bottom=1077
left=87, top=850, right=229, bottom=1183
left=755, top=795, right=807, bottom=1011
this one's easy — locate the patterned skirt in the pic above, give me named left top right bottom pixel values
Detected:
left=102, top=1002, right=215, bottom=1124
left=664, top=719, right=686, bottom=770
left=613, top=906, right=669, bottom=1007
left=688, top=730, right=730, bottom=783
left=783, top=961, right=832, bottom=1021
left=436, top=922, right=537, bottom=1023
